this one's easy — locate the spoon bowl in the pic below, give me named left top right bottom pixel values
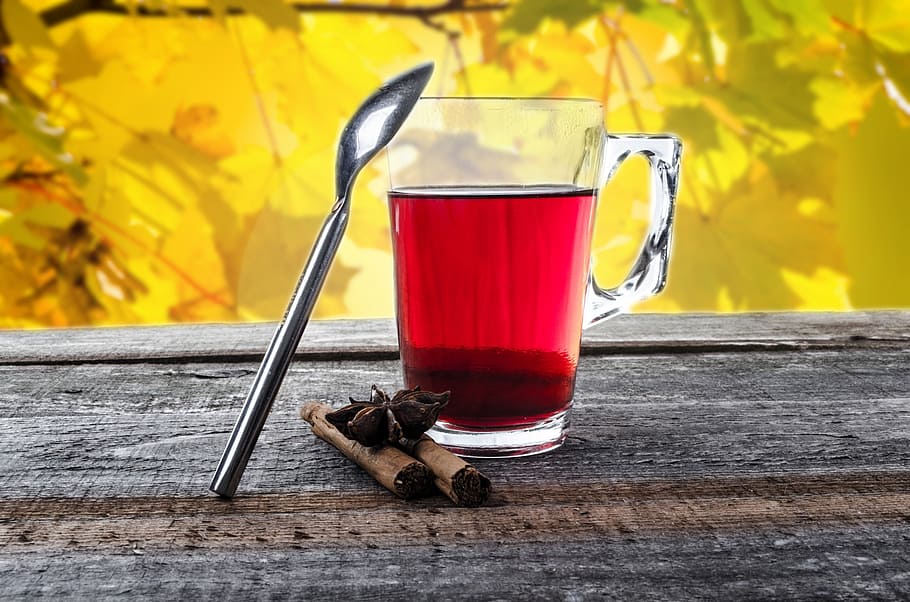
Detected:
left=335, top=64, right=433, bottom=201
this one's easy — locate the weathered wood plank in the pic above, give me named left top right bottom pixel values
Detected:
left=1, top=347, right=906, bottom=418
left=2, top=398, right=908, bottom=499
left=0, top=311, right=908, bottom=364
left=0, top=314, right=907, bottom=599
left=2, top=526, right=909, bottom=599
left=3, top=474, right=910, bottom=551
left=0, top=319, right=399, bottom=365
left=0, top=350, right=907, bottom=499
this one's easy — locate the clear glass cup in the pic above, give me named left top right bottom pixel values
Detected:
left=386, top=97, right=681, bottom=457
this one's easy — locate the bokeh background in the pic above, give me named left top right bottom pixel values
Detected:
left=1, top=0, right=908, bottom=328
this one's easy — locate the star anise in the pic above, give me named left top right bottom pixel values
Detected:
left=325, top=385, right=450, bottom=447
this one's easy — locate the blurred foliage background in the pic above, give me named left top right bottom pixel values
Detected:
left=0, top=0, right=908, bottom=328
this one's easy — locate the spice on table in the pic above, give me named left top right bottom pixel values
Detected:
left=300, top=401, right=433, bottom=499
left=399, top=435, right=491, bottom=507
left=325, top=385, right=450, bottom=446
left=301, top=386, right=492, bottom=507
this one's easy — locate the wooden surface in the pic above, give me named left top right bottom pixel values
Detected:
left=0, top=312, right=908, bottom=599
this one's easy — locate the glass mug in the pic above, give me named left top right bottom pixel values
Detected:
left=386, top=98, right=681, bottom=457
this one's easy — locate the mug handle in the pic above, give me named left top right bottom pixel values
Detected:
left=583, top=134, right=682, bottom=328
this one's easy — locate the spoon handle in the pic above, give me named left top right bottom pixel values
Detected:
left=210, top=203, right=350, bottom=498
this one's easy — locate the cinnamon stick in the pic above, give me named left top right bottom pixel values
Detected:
left=300, top=401, right=433, bottom=499
left=399, top=435, right=491, bottom=507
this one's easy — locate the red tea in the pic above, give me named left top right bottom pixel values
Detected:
left=388, top=185, right=597, bottom=429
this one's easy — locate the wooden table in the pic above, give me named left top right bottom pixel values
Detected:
left=1, top=312, right=908, bottom=599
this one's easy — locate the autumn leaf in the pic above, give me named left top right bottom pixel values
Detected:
left=171, top=104, right=236, bottom=159
left=833, top=92, right=910, bottom=307
left=0, top=94, right=86, bottom=184
left=209, top=0, right=301, bottom=33
left=1, top=0, right=53, bottom=49
left=1, top=0, right=906, bottom=328
left=722, top=42, right=818, bottom=130
left=501, top=0, right=607, bottom=34
left=657, top=163, right=843, bottom=311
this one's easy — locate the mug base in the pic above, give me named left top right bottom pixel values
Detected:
left=428, top=410, right=569, bottom=458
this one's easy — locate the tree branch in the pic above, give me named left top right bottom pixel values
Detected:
left=40, top=0, right=508, bottom=28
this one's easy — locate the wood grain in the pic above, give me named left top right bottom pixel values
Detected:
left=0, top=313, right=908, bottom=599
left=2, top=528, right=909, bottom=600
left=3, top=473, right=910, bottom=551
left=1, top=311, right=908, bottom=365
left=0, top=349, right=908, bottom=496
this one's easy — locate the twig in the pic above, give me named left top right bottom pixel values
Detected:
left=600, top=16, right=618, bottom=112
left=447, top=32, right=473, bottom=96
left=230, top=20, right=282, bottom=167
left=621, top=35, right=653, bottom=88
left=40, top=0, right=508, bottom=28
left=613, top=30, right=644, bottom=130
left=599, top=11, right=645, bottom=130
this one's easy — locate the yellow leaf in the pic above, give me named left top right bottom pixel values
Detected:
left=160, top=208, right=231, bottom=310
left=694, top=126, right=749, bottom=193
left=0, top=93, right=86, bottom=184
left=234, top=203, right=327, bottom=319
left=810, top=76, right=874, bottom=129
left=459, top=61, right=559, bottom=96
left=336, top=237, right=395, bottom=318
left=216, top=0, right=301, bottom=33
left=781, top=268, right=851, bottom=311
left=854, top=0, right=910, bottom=53
left=56, top=30, right=104, bottom=83
left=591, top=156, right=650, bottom=291
left=833, top=92, right=910, bottom=307
left=109, top=255, right=181, bottom=324
left=171, top=104, right=236, bottom=159
left=1, top=0, right=53, bottom=49
left=655, top=164, right=844, bottom=310
left=350, top=161, right=395, bottom=251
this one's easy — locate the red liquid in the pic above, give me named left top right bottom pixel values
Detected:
left=388, top=185, right=598, bottom=429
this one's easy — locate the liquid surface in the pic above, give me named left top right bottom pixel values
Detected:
left=388, top=185, right=597, bottom=428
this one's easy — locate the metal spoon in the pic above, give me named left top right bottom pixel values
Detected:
left=210, top=62, right=434, bottom=498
